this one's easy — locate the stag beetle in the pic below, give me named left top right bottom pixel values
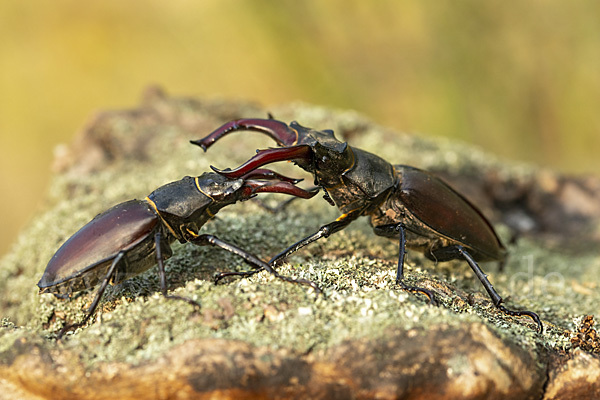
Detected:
left=38, top=169, right=319, bottom=334
left=192, top=118, right=543, bottom=333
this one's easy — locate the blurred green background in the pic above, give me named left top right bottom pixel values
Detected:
left=1, top=0, right=599, bottom=257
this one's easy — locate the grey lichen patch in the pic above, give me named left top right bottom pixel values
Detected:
left=57, top=255, right=472, bottom=368
left=1, top=92, right=599, bottom=398
left=31, top=229, right=542, bottom=369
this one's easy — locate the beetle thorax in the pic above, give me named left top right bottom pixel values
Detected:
left=147, top=177, right=213, bottom=241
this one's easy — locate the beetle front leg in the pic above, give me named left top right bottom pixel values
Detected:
left=216, top=214, right=357, bottom=289
left=190, top=233, right=321, bottom=293
left=269, top=212, right=358, bottom=266
left=457, top=246, right=543, bottom=333
left=373, top=224, right=438, bottom=305
left=214, top=268, right=262, bottom=285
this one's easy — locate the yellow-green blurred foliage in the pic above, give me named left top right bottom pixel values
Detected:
left=1, top=0, right=599, bottom=256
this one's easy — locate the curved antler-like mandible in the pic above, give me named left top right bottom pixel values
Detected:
left=212, top=146, right=312, bottom=179
left=243, top=180, right=318, bottom=199
left=239, top=168, right=302, bottom=184
left=191, top=118, right=298, bottom=150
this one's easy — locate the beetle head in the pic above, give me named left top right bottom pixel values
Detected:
left=310, top=138, right=355, bottom=179
left=197, top=170, right=318, bottom=205
left=196, top=172, right=246, bottom=202
left=289, top=121, right=338, bottom=147
left=153, top=173, right=256, bottom=241
left=286, top=122, right=354, bottom=173
left=150, top=171, right=315, bottom=243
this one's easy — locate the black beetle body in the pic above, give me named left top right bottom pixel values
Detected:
left=192, top=119, right=542, bottom=333
left=39, top=170, right=318, bottom=334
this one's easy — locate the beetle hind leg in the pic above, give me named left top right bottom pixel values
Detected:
left=457, top=246, right=543, bottom=333
left=57, top=252, right=125, bottom=339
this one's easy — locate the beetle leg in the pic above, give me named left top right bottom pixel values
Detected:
left=57, top=251, right=124, bottom=339
left=154, top=232, right=201, bottom=310
left=269, top=212, right=358, bottom=266
left=189, top=233, right=321, bottom=294
left=457, top=246, right=543, bottom=333
left=372, top=224, right=438, bottom=305
left=395, top=223, right=438, bottom=305
left=214, top=268, right=262, bottom=285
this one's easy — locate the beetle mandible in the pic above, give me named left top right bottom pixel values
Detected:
left=38, top=169, right=319, bottom=334
left=191, top=118, right=543, bottom=333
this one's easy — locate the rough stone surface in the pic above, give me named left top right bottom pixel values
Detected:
left=1, top=87, right=599, bottom=399
left=545, top=349, right=600, bottom=400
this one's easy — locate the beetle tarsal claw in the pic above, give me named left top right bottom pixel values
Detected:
left=497, top=305, right=543, bottom=334
left=397, top=281, right=439, bottom=306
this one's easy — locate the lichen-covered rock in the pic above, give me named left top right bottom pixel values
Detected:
left=0, top=324, right=544, bottom=400
left=1, top=87, right=599, bottom=399
left=545, top=349, right=600, bottom=400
